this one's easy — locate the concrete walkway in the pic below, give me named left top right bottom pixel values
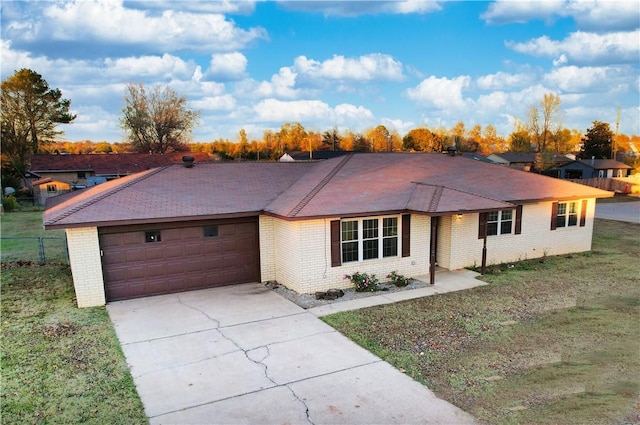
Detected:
left=107, top=271, right=484, bottom=425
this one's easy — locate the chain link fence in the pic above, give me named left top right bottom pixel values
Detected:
left=0, top=236, right=69, bottom=264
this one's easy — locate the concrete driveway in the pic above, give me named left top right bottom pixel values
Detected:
left=108, top=283, right=476, bottom=424
left=595, top=199, right=640, bottom=223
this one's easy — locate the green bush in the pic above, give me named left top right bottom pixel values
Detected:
left=2, top=195, right=18, bottom=212
left=344, top=272, right=379, bottom=292
left=387, top=270, right=411, bottom=287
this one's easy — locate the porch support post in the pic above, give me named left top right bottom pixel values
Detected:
left=429, top=216, right=438, bottom=285
left=481, top=224, right=488, bottom=275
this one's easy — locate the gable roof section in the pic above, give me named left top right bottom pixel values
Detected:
left=30, top=152, right=213, bottom=175
left=44, top=153, right=613, bottom=229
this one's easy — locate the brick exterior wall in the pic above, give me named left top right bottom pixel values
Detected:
left=265, top=215, right=432, bottom=294
left=66, top=227, right=106, bottom=307
left=440, top=200, right=595, bottom=270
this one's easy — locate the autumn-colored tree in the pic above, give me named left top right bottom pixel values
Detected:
left=527, top=93, right=562, bottom=152
left=276, top=122, right=307, bottom=153
left=403, top=128, right=442, bottom=152
left=509, top=119, right=533, bottom=152
left=364, top=125, right=392, bottom=152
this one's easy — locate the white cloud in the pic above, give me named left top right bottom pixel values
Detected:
left=544, top=65, right=634, bottom=92
left=481, top=0, right=565, bottom=24
left=278, top=0, right=441, bottom=17
left=208, top=52, right=248, bottom=80
left=405, top=76, right=471, bottom=109
left=294, top=53, right=404, bottom=82
left=252, top=99, right=374, bottom=127
left=190, top=95, right=236, bottom=111
left=507, top=30, right=640, bottom=65
left=476, top=71, right=536, bottom=90
left=130, top=1, right=257, bottom=14
left=482, top=0, right=639, bottom=31
left=104, top=54, right=196, bottom=80
left=253, top=99, right=332, bottom=122
left=235, top=67, right=301, bottom=99
left=6, top=0, right=267, bottom=54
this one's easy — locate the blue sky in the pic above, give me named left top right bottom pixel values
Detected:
left=1, top=0, right=639, bottom=143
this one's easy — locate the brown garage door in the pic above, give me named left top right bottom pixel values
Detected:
left=99, top=218, right=260, bottom=301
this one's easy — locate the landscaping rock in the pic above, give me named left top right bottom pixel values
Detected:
left=326, top=288, right=345, bottom=298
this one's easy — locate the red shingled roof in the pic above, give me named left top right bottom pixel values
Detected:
left=44, top=153, right=612, bottom=229
left=30, top=152, right=213, bottom=176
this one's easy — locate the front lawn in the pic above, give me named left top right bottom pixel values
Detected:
left=323, top=219, right=640, bottom=425
left=0, top=264, right=147, bottom=424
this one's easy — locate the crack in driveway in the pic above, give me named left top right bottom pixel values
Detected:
left=175, top=296, right=314, bottom=424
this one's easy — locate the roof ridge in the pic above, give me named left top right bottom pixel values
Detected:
left=413, top=182, right=513, bottom=210
left=428, top=185, right=444, bottom=212
left=45, top=165, right=170, bottom=226
left=288, top=154, right=354, bottom=217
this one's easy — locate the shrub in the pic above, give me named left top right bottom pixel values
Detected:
left=344, top=272, right=379, bottom=292
left=2, top=195, right=18, bottom=212
left=387, top=270, right=411, bottom=287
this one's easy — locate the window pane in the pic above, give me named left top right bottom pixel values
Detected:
left=383, top=237, right=398, bottom=257
left=342, top=221, right=358, bottom=241
left=363, top=219, right=378, bottom=239
left=500, top=220, right=512, bottom=234
left=203, top=225, right=218, bottom=237
left=556, top=216, right=566, bottom=228
left=342, top=241, right=358, bottom=263
left=501, top=210, right=513, bottom=221
left=487, top=222, right=498, bottom=236
left=568, top=214, right=578, bottom=226
left=568, top=202, right=577, bottom=214
left=557, top=203, right=567, bottom=215
left=363, top=239, right=378, bottom=260
left=383, top=217, right=398, bottom=237
left=487, top=211, right=499, bottom=222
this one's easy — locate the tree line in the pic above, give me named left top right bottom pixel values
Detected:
left=2, top=68, right=638, bottom=189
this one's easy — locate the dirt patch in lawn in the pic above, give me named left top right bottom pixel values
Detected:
left=323, top=219, right=640, bottom=425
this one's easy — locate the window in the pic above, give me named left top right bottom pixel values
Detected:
left=145, top=231, right=161, bottom=243
left=484, top=210, right=513, bottom=236
left=383, top=217, right=398, bottom=257
left=341, top=216, right=399, bottom=263
left=77, top=171, right=86, bottom=179
left=598, top=170, right=604, bottom=178
left=617, top=169, right=623, bottom=178
left=341, top=220, right=358, bottom=263
left=556, top=202, right=578, bottom=228
left=46, top=184, right=57, bottom=193
left=203, top=225, right=218, bottom=237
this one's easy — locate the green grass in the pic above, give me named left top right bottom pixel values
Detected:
left=323, top=219, right=640, bottom=425
left=1, top=210, right=67, bottom=263
left=0, top=264, right=147, bottom=424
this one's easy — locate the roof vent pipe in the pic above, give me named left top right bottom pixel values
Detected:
left=591, top=156, right=595, bottom=165
left=182, top=155, right=195, bottom=168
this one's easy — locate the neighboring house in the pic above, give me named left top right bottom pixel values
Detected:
left=461, top=153, right=493, bottom=163
left=558, top=159, right=632, bottom=179
left=487, top=152, right=573, bottom=172
left=279, top=151, right=352, bottom=161
left=44, top=153, right=612, bottom=308
left=28, top=152, right=213, bottom=189
left=32, top=177, right=71, bottom=205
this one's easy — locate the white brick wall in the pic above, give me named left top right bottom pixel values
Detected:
left=259, top=215, right=276, bottom=282
left=442, top=200, right=595, bottom=270
left=66, top=227, right=106, bottom=307
left=266, top=215, right=432, bottom=294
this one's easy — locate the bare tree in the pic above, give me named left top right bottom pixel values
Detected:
left=120, top=83, right=200, bottom=153
left=527, top=93, right=562, bottom=152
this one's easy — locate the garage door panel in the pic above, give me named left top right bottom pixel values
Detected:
left=100, top=219, right=259, bottom=301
